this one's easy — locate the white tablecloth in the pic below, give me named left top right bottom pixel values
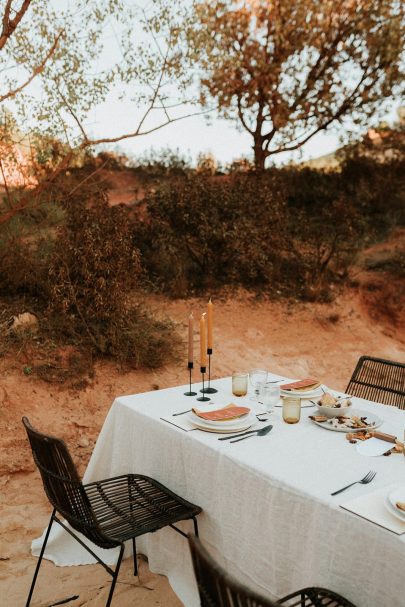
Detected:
left=33, top=376, right=405, bottom=607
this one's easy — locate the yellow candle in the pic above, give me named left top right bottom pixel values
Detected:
left=188, top=313, right=194, bottom=364
left=200, top=313, right=207, bottom=369
left=207, top=298, right=213, bottom=350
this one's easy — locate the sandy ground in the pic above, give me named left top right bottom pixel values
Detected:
left=1, top=289, right=404, bottom=607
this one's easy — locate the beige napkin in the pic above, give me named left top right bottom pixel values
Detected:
left=192, top=404, right=250, bottom=422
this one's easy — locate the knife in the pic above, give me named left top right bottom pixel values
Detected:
left=218, top=424, right=273, bottom=441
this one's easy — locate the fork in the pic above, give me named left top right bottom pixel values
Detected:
left=330, top=470, right=376, bottom=496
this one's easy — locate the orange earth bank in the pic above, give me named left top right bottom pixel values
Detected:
left=0, top=292, right=404, bottom=606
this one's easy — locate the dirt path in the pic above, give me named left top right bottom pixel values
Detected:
left=1, top=291, right=404, bottom=606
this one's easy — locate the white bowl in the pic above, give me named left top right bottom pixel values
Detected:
left=316, top=400, right=352, bottom=419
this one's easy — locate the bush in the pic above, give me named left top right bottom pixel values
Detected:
left=0, top=173, right=179, bottom=372
left=134, top=172, right=364, bottom=299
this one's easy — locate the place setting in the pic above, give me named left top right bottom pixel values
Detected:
left=339, top=481, right=405, bottom=535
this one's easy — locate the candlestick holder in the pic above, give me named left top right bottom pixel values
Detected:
left=200, top=348, right=218, bottom=394
left=196, top=367, right=211, bottom=402
left=184, top=362, right=197, bottom=396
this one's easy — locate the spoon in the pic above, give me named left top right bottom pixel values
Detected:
left=228, top=425, right=273, bottom=443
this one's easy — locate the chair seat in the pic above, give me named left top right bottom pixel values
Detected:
left=84, top=474, right=202, bottom=543
left=278, top=586, right=356, bottom=606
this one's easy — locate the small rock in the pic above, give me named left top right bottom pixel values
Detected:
left=77, top=436, right=89, bottom=448
left=10, top=312, right=39, bottom=334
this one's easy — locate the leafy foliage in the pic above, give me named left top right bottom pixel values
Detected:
left=134, top=171, right=364, bottom=299
left=193, top=0, right=404, bottom=168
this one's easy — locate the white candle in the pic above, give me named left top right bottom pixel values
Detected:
left=207, top=298, right=213, bottom=350
left=200, top=313, right=207, bottom=368
left=188, top=313, right=194, bottom=364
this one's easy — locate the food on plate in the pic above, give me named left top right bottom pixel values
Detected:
left=309, top=415, right=328, bottom=422
left=192, top=404, right=250, bottom=422
left=396, top=502, right=405, bottom=512
left=281, top=378, right=320, bottom=391
left=318, top=392, right=352, bottom=408
left=327, top=415, right=375, bottom=430
left=345, top=431, right=372, bottom=442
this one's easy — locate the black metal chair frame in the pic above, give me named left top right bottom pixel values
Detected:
left=23, top=417, right=201, bottom=607
left=345, top=356, right=405, bottom=409
left=188, top=534, right=356, bottom=607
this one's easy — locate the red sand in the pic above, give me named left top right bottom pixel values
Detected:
left=1, top=291, right=404, bottom=606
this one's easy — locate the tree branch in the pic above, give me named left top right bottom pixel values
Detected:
left=269, top=69, right=371, bottom=156
left=56, top=82, right=89, bottom=143
left=0, top=29, right=63, bottom=103
left=236, top=96, right=254, bottom=135
left=0, top=0, right=32, bottom=51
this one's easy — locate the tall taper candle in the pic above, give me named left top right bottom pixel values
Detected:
left=200, top=313, right=207, bottom=368
left=188, top=313, right=194, bottom=364
left=207, top=298, right=213, bottom=350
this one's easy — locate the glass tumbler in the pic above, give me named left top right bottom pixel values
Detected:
left=260, top=383, right=280, bottom=413
left=232, top=373, right=248, bottom=397
left=282, top=397, right=301, bottom=424
left=248, top=368, right=268, bottom=401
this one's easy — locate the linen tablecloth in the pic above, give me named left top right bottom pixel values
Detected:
left=32, top=376, right=405, bottom=607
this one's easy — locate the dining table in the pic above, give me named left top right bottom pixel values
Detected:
left=32, top=374, right=405, bottom=607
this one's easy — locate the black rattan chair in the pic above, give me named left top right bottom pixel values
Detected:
left=188, top=535, right=356, bottom=607
left=22, top=417, right=202, bottom=607
left=346, top=356, right=405, bottom=409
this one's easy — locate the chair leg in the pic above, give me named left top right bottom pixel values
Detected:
left=26, top=508, right=56, bottom=607
left=193, top=517, right=199, bottom=537
left=132, top=537, right=138, bottom=576
left=105, top=544, right=125, bottom=607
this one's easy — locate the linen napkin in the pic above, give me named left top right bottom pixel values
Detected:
left=192, top=404, right=250, bottom=422
left=280, top=378, right=320, bottom=391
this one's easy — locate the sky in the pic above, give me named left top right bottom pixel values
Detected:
left=92, top=99, right=342, bottom=167
left=90, top=90, right=401, bottom=168
left=5, top=0, right=402, bottom=168
left=80, top=1, right=402, bottom=168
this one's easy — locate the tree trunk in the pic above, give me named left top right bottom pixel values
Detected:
left=253, top=140, right=267, bottom=171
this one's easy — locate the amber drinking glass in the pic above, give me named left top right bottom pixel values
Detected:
left=282, top=397, right=301, bottom=424
left=232, top=373, right=248, bottom=397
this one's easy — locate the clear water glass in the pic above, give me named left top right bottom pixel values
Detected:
left=260, top=383, right=280, bottom=413
left=248, top=368, right=268, bottom=401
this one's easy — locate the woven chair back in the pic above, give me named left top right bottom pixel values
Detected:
left=188, top=534, right=276, bottom=607
left=22, top=417, right=118, bottom=549
left=346, top=356, right=405, bottom=409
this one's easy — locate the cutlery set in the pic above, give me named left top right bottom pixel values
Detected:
left=218, top=424, right=273, bottom=443
left=171, top=406, right=378, bottom=494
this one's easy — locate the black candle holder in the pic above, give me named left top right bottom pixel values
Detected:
left=200, top=348, right=218, bottom=394
left=196, top=366, right=211, bottom=401
left=184, top=362, right=197, bottom=396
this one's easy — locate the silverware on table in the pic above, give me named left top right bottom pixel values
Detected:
left=218, top=424, right=271, bottom=441
left=172, top=409, right=192, bottom=417
left=218, top=425, right=273, bottom=443
left=330, top=470, right=376, bottom=496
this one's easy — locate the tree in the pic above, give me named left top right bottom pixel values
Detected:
left=194, top=0, right=404, bottom=170
left=0, top=0, right=202, bottom=224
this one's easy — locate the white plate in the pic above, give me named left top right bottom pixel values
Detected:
left=274, top=398, right=315, bottom=409
left=384, top=496, right=405, bottom=522
left=187, top=411, right=255, bottom=433
left=388, top=486, right=405, bottom=518
left=310, top=409, right=383, bottom=433
left=280, top=384, right=325, bottom=398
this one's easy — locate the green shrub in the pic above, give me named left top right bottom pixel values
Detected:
left=46, top=192, right=178, bottom=367
left=134, top=172, right=364, bottom=299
